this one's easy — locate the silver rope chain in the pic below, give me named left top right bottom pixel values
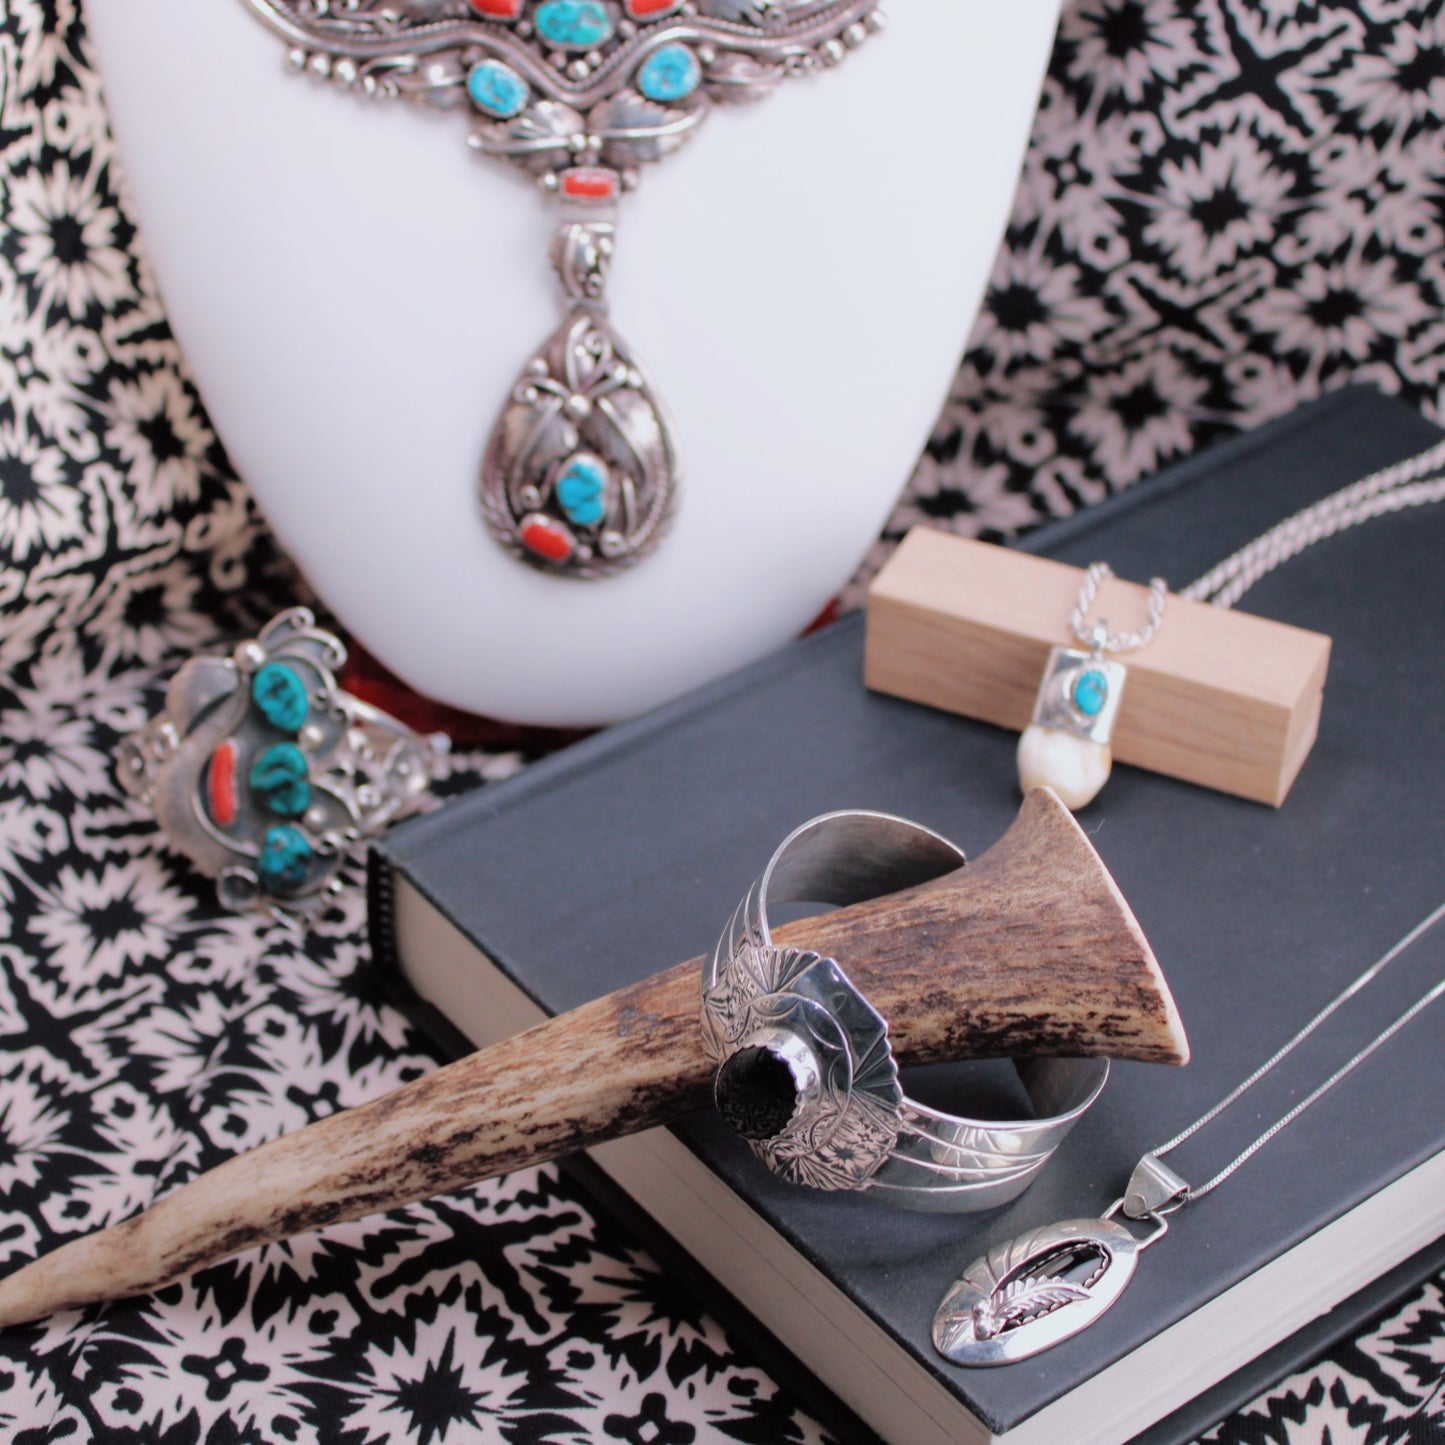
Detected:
left=1070, top=439, right=1445, bottom=644
left=1069, top=562, right=1168, bottom=653
left=1180, top=437, right=1445, bottom=609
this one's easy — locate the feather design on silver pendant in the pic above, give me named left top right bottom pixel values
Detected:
left=933, top=1219, right=1142, bottom=1366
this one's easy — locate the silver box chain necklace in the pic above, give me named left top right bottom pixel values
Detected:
left=933, top=897, right=1445, bottom=1365
left=243, top=0, right=885, bottom=578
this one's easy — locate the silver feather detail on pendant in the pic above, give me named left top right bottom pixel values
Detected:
left=933, top=1218, right=1142, bottom=1366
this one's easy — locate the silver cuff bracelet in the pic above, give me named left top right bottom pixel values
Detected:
left=118, top=608, right=447, bottom=915
left=701, top=812, right=1108, bottom=1213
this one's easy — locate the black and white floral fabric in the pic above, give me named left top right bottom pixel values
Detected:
left=0, top=1, right=1442, bottom=1442
left=904, top=0, right=1445, bottom=543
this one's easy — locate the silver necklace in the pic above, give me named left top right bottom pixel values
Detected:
left=942, top=430, right=1445, bottom=1363
left=1019, top=436, right=1445, bottom=809
left=933, top=897, right=1445, bottom=1365
left=244, top=0, right=884, bottom=578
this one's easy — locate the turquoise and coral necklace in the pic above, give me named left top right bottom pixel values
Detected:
left=244, top=0, right=884, bottom=577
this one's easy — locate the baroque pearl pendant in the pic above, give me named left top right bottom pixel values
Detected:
left=1017, top=724, right=1112, bottom=810
left=1019, top=648, right=1129, bottom=812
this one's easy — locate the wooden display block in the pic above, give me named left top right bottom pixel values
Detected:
left=864, top=530, right=1332, bottom=806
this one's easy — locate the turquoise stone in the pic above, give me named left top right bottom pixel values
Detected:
left=257, top=824, right=314, bottom=895
left=468, top=59, right=530, bottom=119
left=252, top=662, right=309, bottom=734
left=555, top=457, right=607, bottom=527
left=249, top=742, right=312, bottom=818
left=534, top=0, right=613, bottom=49
left=1073, top=669, right=1109, bottom=718
left=638, top=44, right=700, bottom=103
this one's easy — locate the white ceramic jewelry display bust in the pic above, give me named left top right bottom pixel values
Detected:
left=85, top=1, right=1060, bottom=726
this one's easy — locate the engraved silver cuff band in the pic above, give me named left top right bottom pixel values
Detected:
left=118, top=608, right=447, bottom=915
left=701, top=812, right=1109, bottom=1213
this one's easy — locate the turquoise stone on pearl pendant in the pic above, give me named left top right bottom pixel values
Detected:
left=1017, top=648, right=1129, bottom=811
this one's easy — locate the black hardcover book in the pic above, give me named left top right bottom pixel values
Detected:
left=368, top=387, right=1445, bottom=1444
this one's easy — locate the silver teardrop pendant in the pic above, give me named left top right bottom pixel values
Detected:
left=933, top=1217, right=1144, bottom=1365
left=480, top=218, right=680, bottom=579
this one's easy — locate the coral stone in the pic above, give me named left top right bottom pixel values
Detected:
left=521, top=517, right=576, bottom=564
left=207, top=741, right=238, bottom=828
left=560, top=167, right=619, bottom=201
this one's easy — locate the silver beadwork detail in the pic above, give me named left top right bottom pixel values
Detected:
left=480, top=305, right=679, bottom=578
left=246, top=2, right=885, bottom=154
left=551, top=220, right=615, bottom=306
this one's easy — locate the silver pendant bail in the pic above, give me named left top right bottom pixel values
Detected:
left=551, top=218, right=616, bottom=309
left=1121, top=1153, right=1190, bottom=1220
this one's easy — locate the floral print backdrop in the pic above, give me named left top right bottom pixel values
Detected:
left=0, top=1, right=1443, bottom=1442
left=862, top=0, right=1445, bottom=587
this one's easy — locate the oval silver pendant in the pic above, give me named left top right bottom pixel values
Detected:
left=481, top=306, right=680, bottom=579
left=933, top=1217, right=1141, bottom=1366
